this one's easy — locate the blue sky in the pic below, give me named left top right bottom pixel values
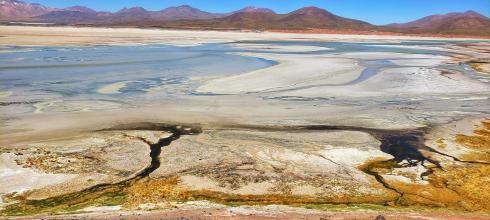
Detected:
left=24, top=0, right=490, bottom=25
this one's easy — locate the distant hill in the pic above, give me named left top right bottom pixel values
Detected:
left=1, top=0, right=489, bottom=37
left=275, top=7, right=373, bottom=30
left=155, top=5, right=224, bottom=20
left=232, top=6, right=275, bottom=14
left=63, top=6, right=96, bottom=13
left=38, top=5, right=226, bottom=25
left=386, top=11, right=490, bottom=36
left=0, top=0, right=54, bottom=19
left=38, top=11, right=98, bottom=24
left=159, top=7, right=373, bottom=31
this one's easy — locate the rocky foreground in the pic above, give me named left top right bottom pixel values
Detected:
left=0, top=117, right=489, bottom=218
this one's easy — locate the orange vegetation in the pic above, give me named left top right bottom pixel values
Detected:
left=436, top=138, right=447, bottom=149
left=455, top=120, right=490, bottom=162
left=124, top=176, right=398, bottom=208
left=357, top=135, right=490, bottom=213
left=431, top=164, right=490, bottom=212
left=386, top=180, right=460, bottom=207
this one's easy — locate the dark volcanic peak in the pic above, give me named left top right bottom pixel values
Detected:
left=234, top=6, right=275, bottom=14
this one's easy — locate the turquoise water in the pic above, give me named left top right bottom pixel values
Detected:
left=0, top=44, right=274, bottom=103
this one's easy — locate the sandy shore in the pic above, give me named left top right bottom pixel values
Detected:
left=1, top=25, right=489, bottom=47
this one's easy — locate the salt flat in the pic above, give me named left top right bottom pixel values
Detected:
left=0, top=26, right=490, bottom=217
left=197, top=52, right=364, bottom=94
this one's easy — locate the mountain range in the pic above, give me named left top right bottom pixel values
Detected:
left=385, top=10, right=490, bottom=36
left=1, top=0, right=489, bottom=36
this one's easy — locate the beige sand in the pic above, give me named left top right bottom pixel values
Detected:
left=1, top=25, right=488, bottom=47
left=97, top=81, right=135, bottom=94
left=0, top=91, right=13, bottom=99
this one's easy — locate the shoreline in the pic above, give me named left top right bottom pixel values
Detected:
left=269, top=28, right=490, bottom=40
left=1, top=25, right=489, bottom=48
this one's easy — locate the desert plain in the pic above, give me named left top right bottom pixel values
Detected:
left=0, top=25, right=490, bottom=219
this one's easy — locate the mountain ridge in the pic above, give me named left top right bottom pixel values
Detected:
left=385, top=10, right=490, bottom=36
left=1, top=0, right=489, bottom=37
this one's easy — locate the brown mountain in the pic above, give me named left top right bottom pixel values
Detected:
left=41, top=5, right=227, bottom=25
left=232, top=6, right=275, bottom=14
left=95, top=5, right=226, bottom=25
left=275, top=6, right=372, bottom=29
left=38, top=7, right=108, bottom=24
left=2, top=1, right=489, bottom=37
left=154, top=5, right=223, bottom=20
left=109, top=7, right=151, bottom=22
left=196, top=6, right=278, bottom=28
left=387, top=11, right=490, bottom=35
left=63, top=6, right=96, bottom=13
left=161, top=6, right=373, bottom=30
left=108, top=5, right=224, bottom=23
left=0, top=0, right=54, bottom=19
left=211, top=11, right=279, bottom=29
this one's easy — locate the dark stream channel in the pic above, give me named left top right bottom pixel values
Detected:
left=106, top=123, right=203, bottom=177
left=1, top=123, right=202, bottom=216
left=273, top=124, right=435, bottom=165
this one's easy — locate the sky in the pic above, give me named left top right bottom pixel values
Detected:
left=23, top=0, right=490, bottom=25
